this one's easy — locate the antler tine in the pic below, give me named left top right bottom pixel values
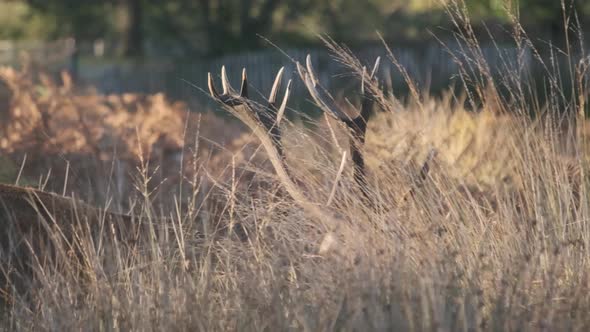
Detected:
left=269, top=67, right=285, bottom=104
left=370, top=56, right=381, bottom=79
left=305, top=55, right=318, bottom=86
left=298, top=55, right=350, bottom=121
left=359, top=57, right=381, bottom=120
left=361, top=57, right=381, bottom=95
left=221, top=65, right=234, bottom=94
left=276, top=79, right=292, bottom=125
left=361, top=66, right=367, bottom=95
left=240, top=68, right=248, bottom=98
left=208, top=68, right=245, bottom=107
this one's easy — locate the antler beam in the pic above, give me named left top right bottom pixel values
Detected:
left=208, top=65, right=344, bottom=228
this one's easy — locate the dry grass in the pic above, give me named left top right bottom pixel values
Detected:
left=2, top=2, right=590, bottom=331
left=5, top=93, right=590, bottom=331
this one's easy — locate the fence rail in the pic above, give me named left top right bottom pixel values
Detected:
left=74, top=43, right=534, bottom=109
left=0, top=39, right=76, bottom=69
left=1, top=39, right=538, bottom=109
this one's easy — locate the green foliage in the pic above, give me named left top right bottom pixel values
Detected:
left=1, top=0, right=589, bottom=56
left=23, top=0, right=115, bottom=40
left=517, top=0, right=584, bottom=31
left=465, top=0, right=507, bottom=18
left=0, top=2, right=55, bottom=39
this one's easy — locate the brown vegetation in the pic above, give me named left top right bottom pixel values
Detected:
left=2, top=7, right=590, bottom=330
left=0, top=59, right=264, bottom=300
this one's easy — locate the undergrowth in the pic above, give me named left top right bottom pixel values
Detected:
left=1, top=1, right=590, bottom=330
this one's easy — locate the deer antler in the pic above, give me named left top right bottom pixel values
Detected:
left=208, top=66, right=291, bottom=157
left=297, top=54, right=381, bottom=194
left=208, top=66, right=340, bottom=229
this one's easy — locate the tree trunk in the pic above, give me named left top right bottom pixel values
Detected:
left=199, top=0, right=214, bottom=54
left=123, top=0, right=144, bottom=57
left=240, top=0, right=253, bottom=33
left=239, top=0, right=280, bottom=48
left=255, top=0, right=281, bottom=33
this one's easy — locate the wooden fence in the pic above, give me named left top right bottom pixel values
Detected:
left=0, top=39, right=76, bottom=70
left=75, top=43, right=534, bottom=110
left=0, top=39, right=536, bottom=110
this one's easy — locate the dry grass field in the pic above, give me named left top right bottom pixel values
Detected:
left=2, top=6, right=590, bottom=331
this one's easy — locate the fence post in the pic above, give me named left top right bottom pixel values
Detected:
left=68, top=39, right=79, bottom=82
left=11, top=40, right=17, bottom=66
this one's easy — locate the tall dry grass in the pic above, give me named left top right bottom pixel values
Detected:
left=2, top=1, right=590, bottom=330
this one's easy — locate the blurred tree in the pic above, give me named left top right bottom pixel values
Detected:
left=295, top=0, right=386, bottom=42
left=517, top=0, right=584, bottom=39
left=464, top=0, right=587, bottom=38
left=465, top=0, right=507, bottom=18
left=2, top=0, right=589, bottom=57
left=142, top=0, right=321, bottom=55
left=22, top=0, right=113, bottom=40
left=123, top=0, right=144, bottom=57
left=19, top=0, right=144, bottom=57
left=0, top=2, right=52, bottom=39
